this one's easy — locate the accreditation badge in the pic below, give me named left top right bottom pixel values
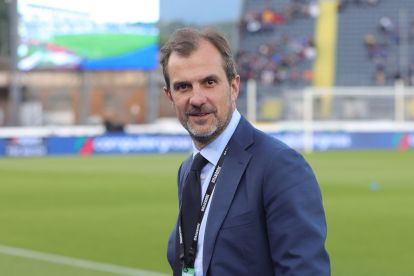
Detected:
left=182, top=267, right=195, bottom=276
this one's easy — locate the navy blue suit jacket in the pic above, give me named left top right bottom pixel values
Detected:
left=167, top=117, right=330, bottom=275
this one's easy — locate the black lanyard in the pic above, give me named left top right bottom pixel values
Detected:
left=179, top=146, right=229, bottom=268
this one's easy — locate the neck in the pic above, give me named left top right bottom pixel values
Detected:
left=192, top=135, right=215, bottom=150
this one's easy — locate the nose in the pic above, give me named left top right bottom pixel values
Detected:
left=189, top=86, right=207, bottom=107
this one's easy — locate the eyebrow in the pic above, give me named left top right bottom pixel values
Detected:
left=201, top=74, right=220, bottom=82
left=171, top=74, right=221, bottom=89
left=172, top=80, right=192, bottom=89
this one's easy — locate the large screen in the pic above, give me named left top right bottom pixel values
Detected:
left=17, top=0, right=159, bottom=71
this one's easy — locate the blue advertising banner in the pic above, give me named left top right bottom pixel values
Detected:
left=274, top=132, right=352, bottom=151
left=92, top=134, right=192, bottom=154
left=0, top=138, right=5, bottom=156
left=1, top=131, right=413, bottom=158
left=273, top=132, right=414, bottom=151
left=48, top=136, right=98, bottom=155
left=47, top=134, right=193, bottom=156
left=5, top=137, right=47, bottom=157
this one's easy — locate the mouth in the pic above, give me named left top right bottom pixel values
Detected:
left=187, top=108, right=212, bottom=116
left=187, top=111, right=213, bottom=122
left=189, top=113, right=210, bottom=123
left=190, top=112, right=209, bottom=117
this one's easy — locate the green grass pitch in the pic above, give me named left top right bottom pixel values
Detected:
left=0, top=150, right=413, bottom=275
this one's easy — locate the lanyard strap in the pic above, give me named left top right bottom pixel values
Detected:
left=179, top=146, right=229, bottom=268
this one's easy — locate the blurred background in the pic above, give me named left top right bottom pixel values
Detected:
left=0, top=0, right=413, bottom=275
left=0, top=0, right=413, bottom=151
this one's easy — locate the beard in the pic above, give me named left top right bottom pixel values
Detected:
left=181, top=106, right=233, bottom=146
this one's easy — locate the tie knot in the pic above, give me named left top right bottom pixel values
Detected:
left=191, top=153, right=208, bottom=172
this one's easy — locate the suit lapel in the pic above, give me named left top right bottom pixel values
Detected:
left=202, top=118, right=254, bottom=275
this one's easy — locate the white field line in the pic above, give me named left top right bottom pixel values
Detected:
left=0, top=245, right=169, bottom=276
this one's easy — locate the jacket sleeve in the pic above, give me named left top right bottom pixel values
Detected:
left=263, top=148, right=330, bottom=275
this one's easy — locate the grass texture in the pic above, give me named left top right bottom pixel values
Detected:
left=0, top=151, right=413, bottom=275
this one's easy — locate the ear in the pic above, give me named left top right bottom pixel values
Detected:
left=230, top=75, right=240, bottom=102
left=163, top=86, right=173, bottom=102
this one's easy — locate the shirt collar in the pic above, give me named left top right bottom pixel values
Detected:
left=193, top=109, right=241, bottom=166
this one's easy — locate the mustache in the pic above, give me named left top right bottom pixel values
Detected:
left=186, top=107, right=215, bottom=116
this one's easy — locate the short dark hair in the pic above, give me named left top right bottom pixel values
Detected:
left=160, top=28, right=238, bottom=91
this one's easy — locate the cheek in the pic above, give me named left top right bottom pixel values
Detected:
left=216, top=98, right=231, bottom=116
left=172, top=97, right=187, bottom=113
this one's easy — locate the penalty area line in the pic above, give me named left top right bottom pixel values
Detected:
left=0, top=244, right=169, bottom=276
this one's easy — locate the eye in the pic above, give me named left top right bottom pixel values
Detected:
left=205, top=79, right=217, bottom=87
left=173, top=82, right=190, bottom=92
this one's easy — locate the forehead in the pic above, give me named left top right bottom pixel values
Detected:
left=167, top=40, right=225, bottom=81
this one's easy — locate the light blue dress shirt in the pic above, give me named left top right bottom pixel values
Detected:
left=192, top=109, right=241, bottom=276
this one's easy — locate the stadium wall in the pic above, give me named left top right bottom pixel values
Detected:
left=0, top=123, right=413, bottom=157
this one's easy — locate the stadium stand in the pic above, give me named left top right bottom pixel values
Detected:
left=236, top=0, right=414, bottom=121
left=237, top=0, right=414, bottom=88
left=237, top=0, right=317, bottom=88
left=236, top=0, right=317, bottom=119
left=0, top=0, right=413, bottom=156
left=1, top=0, right=413, bottom=127
left=336, top=0, right=414, bottom=86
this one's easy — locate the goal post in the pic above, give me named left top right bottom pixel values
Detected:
left=300, top=86, right=414, bottom=152
left=246, top=84, right=414, bottom=153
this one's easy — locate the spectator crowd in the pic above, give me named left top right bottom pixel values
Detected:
left=237, top=0, right=318, bottom=87
left=236, top=0, right=413, bottom=87
left=363, top=14, right=414, bottom=86
left=236, top=34, right=316, bottom=86
left=240, top=0, right=319, bottom=35
left=338, top=0, right=380, bottom=12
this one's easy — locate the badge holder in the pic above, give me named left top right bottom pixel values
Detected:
left=182, top=267, right=195, bottom=276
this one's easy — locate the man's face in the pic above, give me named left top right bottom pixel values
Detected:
left=164, top=40, right=240, bottom=148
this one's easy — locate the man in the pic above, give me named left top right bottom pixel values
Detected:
left=160, top=28, right=330, bottom=276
